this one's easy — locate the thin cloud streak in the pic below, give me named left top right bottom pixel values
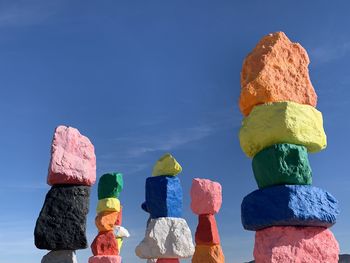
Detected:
left=310, top=41, right=350, bottom=64
left=0, top=1, right=59, bottom=27
left=98, top=110, right=237, bottom=174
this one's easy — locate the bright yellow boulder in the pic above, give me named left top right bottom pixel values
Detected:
left=239, top=101, right=327, bottom=158
left=116, top=238, right=123, bottom=252
left=152, top=153, right=182, bottom=176
left=96, top=197, right=121, bottom=213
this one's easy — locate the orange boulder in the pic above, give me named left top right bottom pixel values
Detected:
left=192, top=245, right=225, bottom=263
left=95, top=212, right=118, bottom=232
left=239, top=31, right=317, bottom=116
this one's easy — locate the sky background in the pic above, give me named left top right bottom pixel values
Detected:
left=0, top=1, right=349, bottom=263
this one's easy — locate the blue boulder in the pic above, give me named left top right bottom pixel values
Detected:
left=241, top=185, right=339, bottom=231
left=144, top=176, right=183, bottom=218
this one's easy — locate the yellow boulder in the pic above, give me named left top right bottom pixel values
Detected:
left=152, top=153, right=182, bottom=176
left=116, top=238, right=123, bottom=252
left=239, top=101, right=327, bottom=158
left=96, top=198, right=121, bottom=213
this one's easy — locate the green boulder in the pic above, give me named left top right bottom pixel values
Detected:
left=252, top=144, right=312, bottom=188
left=98, top=172, right=124, bottom=200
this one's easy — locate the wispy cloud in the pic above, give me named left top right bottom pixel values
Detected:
left=98, top=109, right=237, bottom=174
left=120, top=124, right=215, bottom=158
left=0, top=1, right=59, bottom=27
left=310, top=41, right=350, bottom=64
left=0, top=219, right=43, bottom=258
left=0, top=182, right=48, bottom=190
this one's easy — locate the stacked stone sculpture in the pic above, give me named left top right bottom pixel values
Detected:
left=190, top=178, right=225, bottom=263
left=238, top=32, right=340, bottom=262
left=34, top=125, right=96, bottom=263
left=89, top=172, right=129, bottom=263
left=136, top=153, right=195, bottom=263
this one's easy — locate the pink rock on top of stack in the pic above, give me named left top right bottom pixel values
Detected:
left=190, top=178, right=222, bottom=215
left=254, top=226, right=339, bottom=263
left=47, top=125, right=96, bottom=186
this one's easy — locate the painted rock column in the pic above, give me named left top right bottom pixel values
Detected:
left=89, top=172, right=129, bottom=263
left=34, top=125, right=96, bottom=262
left=135, top=153, right=195, bottom=262
left=238, top=32, right=340, bottom=262
left=190, top=178, right=225, bottom=263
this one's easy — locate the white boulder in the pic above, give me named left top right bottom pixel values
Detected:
left=135, top=217, right=195, bottom=259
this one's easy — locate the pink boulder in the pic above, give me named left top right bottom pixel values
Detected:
left=190, top=178, right=222, bottom=215
left=254, top=226, right=339, bottom=263
left=47, top=125, right=96, bottom=186
left=156, top=259, right=180, bottom=263
left=88, top=256, right=121, bottom=263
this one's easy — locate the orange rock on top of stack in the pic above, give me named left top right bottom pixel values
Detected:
left=239, top=31, right=317, bottom=116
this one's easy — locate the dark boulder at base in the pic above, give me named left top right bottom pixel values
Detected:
left=34, top=185, right=90, bottom=250
left=339, top=254, right=350, bottom=263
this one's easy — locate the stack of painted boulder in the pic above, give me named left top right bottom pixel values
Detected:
left=34, top=125, right=96, bottom=263
left=89, top=172, right=129, bottom=263
left=136, top=153, right=195, bottom=263
left=191, top=178, right=225, bottom=263
left=238, top=32, right=340, bottom=262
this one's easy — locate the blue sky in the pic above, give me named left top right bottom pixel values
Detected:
left=0, top=1, right=349, bottom=262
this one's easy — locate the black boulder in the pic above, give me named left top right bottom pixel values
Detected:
left=34, top=185, right=90, bottom=250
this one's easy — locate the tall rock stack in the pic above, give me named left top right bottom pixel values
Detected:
left=34, top=125, right=96, bottom=263
left=190, top=178, right=225, bottom=263
left=89, top=172, right=129, bottom=263
left=136, top=153, right=195, bottom=263
left=238, top=32, right=340, bottom=262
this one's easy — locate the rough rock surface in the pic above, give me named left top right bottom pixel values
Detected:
left=41, top=250, right=78, bottom=263
left=254, top=226, right=339, bottom=263
left=34, top=185, right=90, bottom=250
left=135, top=217, right=195, bottom=259
left=239, top=101, right=327, bottom=157
left=190, top=178, right=222, bottom=215
left=96, top=198, right=121, bottom=213
left=47, top=125, right=96, bottom=186
left=88, top=255, right=122, bottom=263
left=91, top=231, right=118, bottom=256
left=192, top=245, right=225, bottom=263
left=252, top=143, right=312, bottom=188
left=144, top=176, right=183, bottom=218
left=239, top=31, right=317, bottom=116
left=241, top=185, right=339, bottom=231
left=152, top=153, right=182, bottom=176
left=95, top=211, right=118, bottom=232
left=195, top=214, right=220, bottom=245
left=98, top=173, right=123, bottom=200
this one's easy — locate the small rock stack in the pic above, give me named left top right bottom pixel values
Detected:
left=34, top=125, right=96, bottom=263
left=89, top=172, right=129, bottom=263
left=136, top=153, right=195, bottom=263
left=190, top=178, right=225, bottom=263
left=238, top=32, right=340, bottom=262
